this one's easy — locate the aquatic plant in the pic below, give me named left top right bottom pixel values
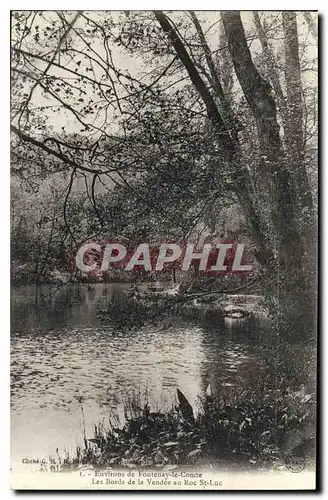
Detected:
left=55, top=385, right=315, bottom=472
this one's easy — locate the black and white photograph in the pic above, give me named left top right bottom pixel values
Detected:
left=10, top=9, right=318, bottom=490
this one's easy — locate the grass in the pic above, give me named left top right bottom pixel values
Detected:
left=51, top=382, right=315, bottom=473
left=50, top=289, right=316, bottom=472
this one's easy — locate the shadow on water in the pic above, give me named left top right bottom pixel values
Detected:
left=199, top=316, right=268, bottom=400
left=11, top=283, right=127, bottom=334
left=10, top=283, right=271, bottom=464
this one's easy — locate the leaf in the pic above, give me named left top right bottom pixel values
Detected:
left=177, top=389, right=194, bottom=421
left=187, top=449, right=201, bottom=458
left=87, top=438, right=101, bottom=445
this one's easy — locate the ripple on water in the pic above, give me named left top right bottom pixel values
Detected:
left=11, top=283, right=265, bottom=464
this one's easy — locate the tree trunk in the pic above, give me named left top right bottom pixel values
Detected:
left=154, top=11, right=265, bottom=250
left=282, top=12, right=313, bottom=212
left=252, top=12, right=287, bottom=131
left=222, top=11, right=315, bottom=338
left=189, top=11, right=239, bottom=142
left=216, top=18, right=234, bottom=96
left=156, top=10, right=316, bottom=338
left=303, top=12, right=318, bottom=43
left=222, top=11, right=302, bottom=268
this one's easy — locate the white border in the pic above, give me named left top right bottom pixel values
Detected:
left=2, top=2, right=324, bottom=499
left=4, top=2, right=323, bottom=11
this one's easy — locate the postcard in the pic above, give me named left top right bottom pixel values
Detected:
left=10, top=10, right=318, bottom=490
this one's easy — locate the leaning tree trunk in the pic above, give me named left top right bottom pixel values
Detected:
left=154, top=11, right=266, bottom=251
left=222, top=11, right=315, bottom=339
left=252, top=12, right=288, bottom=133
left=189, top=11, right=238, bottom=143
left=222, top=12, right=300, bottom=265
left=282, top=12, right=313, bottom=213
left=282, top=12, right=317, bottom=335
left=155, top=10, right=315, bottom=339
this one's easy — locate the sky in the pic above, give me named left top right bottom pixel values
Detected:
left=11, top=11, right=317, bottom=137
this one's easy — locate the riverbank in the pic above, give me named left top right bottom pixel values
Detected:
left=97, top=286, right=267, bottom=330
left=56, top=385, right=315, bottom=473
left=11, top=283, right=316, bottom=477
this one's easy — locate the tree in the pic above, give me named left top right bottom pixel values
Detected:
left=10, top=10, right=317, bottom=337
left=282, top=12, right=313, bottom=212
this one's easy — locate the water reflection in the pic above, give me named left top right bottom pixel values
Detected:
left=11, top=283, right=266, bottom=469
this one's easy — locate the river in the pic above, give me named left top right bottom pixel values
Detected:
left=11, top=283, right=266, bottom=472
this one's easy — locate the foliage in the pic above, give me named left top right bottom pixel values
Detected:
left=51, top=385, right=315, bottom=471
left=10, top=10, right=318, bottom=338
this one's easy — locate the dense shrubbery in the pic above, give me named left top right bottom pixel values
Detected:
left=54, top=386, right=315, bottom=472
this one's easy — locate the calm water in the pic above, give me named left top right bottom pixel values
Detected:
left=11, top=283, right=265, bottom=471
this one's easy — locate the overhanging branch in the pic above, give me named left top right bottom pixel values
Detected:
left=154, top=11, right=235, bottom=154
left=11, top=125, right=101, bottom=174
